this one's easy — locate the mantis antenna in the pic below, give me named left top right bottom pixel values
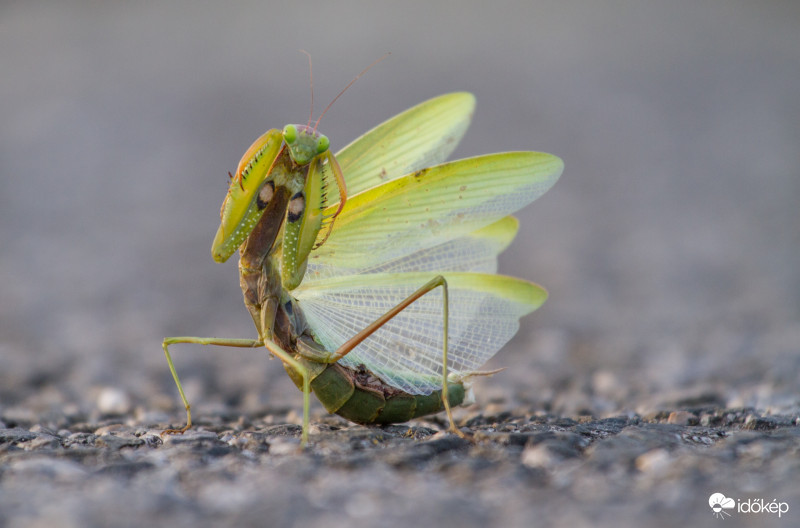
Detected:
left=299, top=49, right=314, bottom=128
left=313, top=52, right=391, bottom=132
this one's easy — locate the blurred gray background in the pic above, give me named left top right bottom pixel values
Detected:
left=1, top=0, right=799, bottom=462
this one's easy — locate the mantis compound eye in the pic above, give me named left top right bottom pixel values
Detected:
left=283, top=124, right=297, bottom=144
left=316, top=134, right=330, bottom=154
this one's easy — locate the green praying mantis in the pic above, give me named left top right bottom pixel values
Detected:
left=161, top=67, right=562, bottom=445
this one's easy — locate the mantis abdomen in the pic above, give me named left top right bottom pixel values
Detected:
left=283, top=356, right=465, bottom=425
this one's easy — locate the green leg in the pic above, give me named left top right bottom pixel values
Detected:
left=260, top=339, right=311, bottom=446
left=161, top=336, right=262, bottom=436
left=327, top=275, right=463, bottom=437
left=256, top=307, right=312, bottom=446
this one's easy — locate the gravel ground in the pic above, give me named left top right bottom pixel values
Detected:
left=2, top=407, right=799, bottom=527
left=2, top=2, right=799, bottom=527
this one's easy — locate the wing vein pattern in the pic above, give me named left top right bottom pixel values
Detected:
left=292, top=94, right=563, bottom=395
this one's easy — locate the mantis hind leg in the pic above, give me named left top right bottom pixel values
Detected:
left=161, top=337, right=262, bottom=435
left=325, top=275, right=463, bottom=437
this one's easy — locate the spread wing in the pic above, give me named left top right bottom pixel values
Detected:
left=292, top=149, right=563, bottom=395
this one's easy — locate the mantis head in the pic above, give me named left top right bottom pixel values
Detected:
left=283, top=124, right=329, bottom=165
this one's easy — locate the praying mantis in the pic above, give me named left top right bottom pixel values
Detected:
left=161, top=69, right=562, bottom=445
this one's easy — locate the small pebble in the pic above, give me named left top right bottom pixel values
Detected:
left=97, top=387, right=133, bottom=415
left=592, top=370, right=621, bottom=397
left=521, top=444, right=555, bottom=468
left=635, top=449, right=671, bottom=474
left=667, top=411, right=696, bottom=426
left=94, top=423, right=128, bottom=436
left=159, top=429, right=220, bottom=446
left=96, top=433, right=144, bottom=450
left=27, top=434, right=61, bottom=450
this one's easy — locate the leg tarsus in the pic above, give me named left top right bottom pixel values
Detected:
left=161, top=419, right=192, bottom=437
left=160, top=336, right=261, bottom=437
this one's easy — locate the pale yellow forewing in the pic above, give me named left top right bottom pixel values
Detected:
left=332, top=92, right=476, bottom=196
left=309, top=151, right=563, bottom=271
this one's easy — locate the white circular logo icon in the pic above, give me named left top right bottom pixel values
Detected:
left=709, top=493, right=735, bottom=519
